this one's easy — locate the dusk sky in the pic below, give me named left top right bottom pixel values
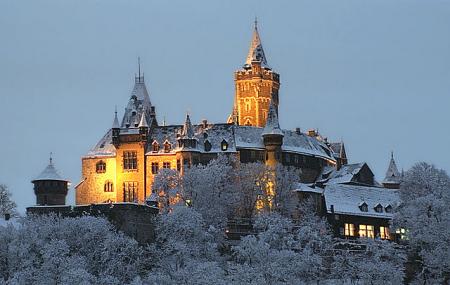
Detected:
left=1, top=0, right=449, bottom=212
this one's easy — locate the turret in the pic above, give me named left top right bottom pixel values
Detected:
left=231, top=19, right=280, bottom=127
left=31, top=154, right=70, bottom=206
left=177, top=113, right=198, bottom=150
left=262, top=101, right=283, bottom=167
left=112, top=109, right=120, bottom=146
left=138, top=111, right=149, bottom=142
left=382, top=152, right=401, bottom=189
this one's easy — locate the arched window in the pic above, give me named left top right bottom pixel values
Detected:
left=244, top=119, right=252, bottom=126
left=152, top=141, right=160, bottom=152
left=204, top=140, right=212, bottom=152
left=221, top=140, right=228, bottom=151
left=164, top=141, right=171, bottom=153
left=96, top=161, right=106, bottom=173
left=104, top=181, right=114, bottom=192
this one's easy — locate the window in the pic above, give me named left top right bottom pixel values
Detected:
left=380, top=226, right=390, bottom=240
left=151, top=162, right=159, bottom=174
left=123, top=182, right=137, bottom=202
left=104, top=181, right=114, bottom=192
left=344, top=223, right=355, bottom=237
left=359, top=202, right=368, bottom=212
left=96, top=161, right=106, bottom=173
left=221, top=140, right=228, bottom=151
left=245, top=100, right=251, bottom=112
left=177, top=159, right=181, bottom=171
left=204, top=140, right=212, bottom=152
left=164, top=141, right=171, bottom=153
left=123, top=151, right=137, bottom=170
left=163, top=162, right=171, bottom=169
left=374, top=204, right=383, bottom=213
left=152, top=142, right=160, bottom=152
left=359, top=225, right=374, bottom=238
left=385, top=205, right=393, bottom=213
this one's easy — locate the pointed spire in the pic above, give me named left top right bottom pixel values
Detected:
left=112, top=107, right=120, bottom=129
left=49, top=152, right=53, bottom=165
left=138, top=111, right=148, bottom=128
left=382, top=152, right=401, bottom=185
left=181, top=113, right=194, bottom=138
left=32, top=156, right=68, bottom=182
left=262, top=101, right=283, bottom=137
left=245, top=19, right=269, bottom=68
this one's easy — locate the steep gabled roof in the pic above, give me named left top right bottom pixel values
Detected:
left=121, top=75, right=153, bottom=128
left=244, top=21, right=270, bottom=69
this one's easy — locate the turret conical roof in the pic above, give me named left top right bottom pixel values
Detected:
left=32, top=157, right=69, bottom=182
left=112, top=110, right=120, bottom=129
left=181, top=113, right=195, bottom=138
left=138, top=111, right=149, bottom=128
left=262, top=101, right=283, bottom=137
left=244, top=20, right=270, bottom=69
left=382, top=152, right=401, bottom=184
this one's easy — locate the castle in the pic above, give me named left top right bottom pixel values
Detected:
left=74, top=22, right=348, bottom=205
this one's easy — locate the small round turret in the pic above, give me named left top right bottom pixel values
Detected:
left=31, top=155, right=70, bottom=206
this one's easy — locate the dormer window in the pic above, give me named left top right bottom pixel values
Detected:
left=385, top=205, right=393, bottom=213
left=152, top=141, right=160, bottom=152
left=374, top=203, right=383, bottom=213
left=359, top=202, right=368, bottom=212
left=204, top=140, right=212, bottom=152
left=96, top=161, right=106, bottom=173
left=163, top=141, right=171, bottom=153
left=221, top=140, right=228, bottom=151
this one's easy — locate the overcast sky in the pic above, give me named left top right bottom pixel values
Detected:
left=1, top=0, right=449, bottom=212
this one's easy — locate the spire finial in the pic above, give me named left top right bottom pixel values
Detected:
left=138, top=57, right=141, bottom=78
left=391, top=151, right=394, bottom=159
left=49, top=152, right=53, bottom=165
left=254, top=16, right=258, bottom=30
left=114, top=105, right=117, bottom=116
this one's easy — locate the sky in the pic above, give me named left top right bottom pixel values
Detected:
left=0, top=0, right=449, bottom=213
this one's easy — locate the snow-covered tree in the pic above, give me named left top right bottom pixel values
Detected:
left=0, top=184, right=17, bottom=217
left=151, top=168, right=181, bottom=212
left=393, top=162, right=450, bottom=283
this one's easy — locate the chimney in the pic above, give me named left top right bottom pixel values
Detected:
left=295, top=127, right=301, bottom=135
left=307, top=129, right=316, bottom=137
left=202, top=119, right=208, bottom=128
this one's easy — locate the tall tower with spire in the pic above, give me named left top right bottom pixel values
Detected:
left=229, top=20, right=280, bottom=127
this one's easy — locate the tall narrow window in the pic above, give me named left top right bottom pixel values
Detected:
left=104, top=181, right=114, bottom=192
left=151, top=162, right=159, bottom=174
left=344, top=223, right=355, bottom=237
left=123, top=182, right=137, bottom=202
left=164, top=141, right=171, bottom=153
left=380, top=226, right=390, bottom=240
left=96, top=161, right=106, bottom=173
left=359, top=225, right=374, bottom=238
left=245, top=100, right=251, bottom=112
left=123, top=151, right=137, bottom=170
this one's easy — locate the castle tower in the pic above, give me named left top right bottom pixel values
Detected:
left=31, top=155, right=70, bottom=206
left=262, top=101, right=284, bottom=167
left=382, top=152, right=401, bottom=189
left=230, top=20, right=280, bottom=127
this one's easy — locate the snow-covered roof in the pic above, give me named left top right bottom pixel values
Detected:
left=32, top=159, right=69, bottom=182
left=329, top=142, right=345, bottom=159
left=112, top=111, right=120, bottom=129
left=262, top=102, right=283, bottom=137
left=324, top=184, right=399, bottom=219
left=244, top=23, right=270, bottom=69
left=181, top=114, right=194, bottom=138
left=293, top=183, right=324, bottom=194
left=382, top=153, right=401, bottom=185
left=317, top=163, right=367, bottom=185
left=85, top=130, right=116, bottom=158
left=138, top=111, right=149, bottom=128
left=121, top=76, right=153, bottom=129
left=147, top=123, right=237, bottom=155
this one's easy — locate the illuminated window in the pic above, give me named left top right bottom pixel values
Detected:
left=164, top=141, right=171, bottom=153
left=380, top=226, right=390, bottom=240
left=151, top=162, right=159, bottom=174
left=96, top=161, right=106, bottom=173
left=396, top=228, right=407, bottom=240
left=344, top=223, right=355, bottom=237
left=123, top=182, right=137, bottom=202
left=221, top=140, right=228, bottom=151
left=359, top=202, right=368, bottom=212
left=359, top=225, right=374, bottom=238
left=374, top=204, right=383, bottom=213
left=163, top=162, right=171, bottom=169
left=123, top=151, right=137, bottom=170
left=152, top=142, right=160, bottom=152
left=204, top=140, right=212, bottom=152
left=104, top=181, right=114, bottom=192
left=245, top=100, right=251, bottom=112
